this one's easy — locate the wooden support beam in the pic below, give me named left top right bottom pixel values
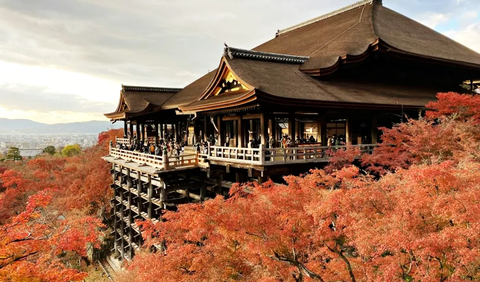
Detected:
left=260, top=113, right=267, bottom=145
left=320, top=114, right=327, bottom=146
left=200, top=175, right=207, bottom=201
left=371, top=116, right=378, bottom=144
left=137, top=172, right=142, bottom=215
left=147, top=175, right=153, bottom=219
left=238, top=117, right=243, bottom=147
left=217, top=115, right=222, bottom=146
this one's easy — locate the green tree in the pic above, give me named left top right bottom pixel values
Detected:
left=5, top=147, right=22, bottom=161
left=43, top=145, right=56, bottom=155
left=62, top=144, right=81, bottom=157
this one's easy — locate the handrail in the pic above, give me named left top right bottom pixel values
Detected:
left=116, top=138, right=130, bottom=146
left=109, top=140, right=377, bottom=169
left=109, top=147, right=198, bottom=170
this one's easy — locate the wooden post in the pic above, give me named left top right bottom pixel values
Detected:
left=320, top=114, right=327, bottom=146
left=271, top=116, right=276, bottom=147
left=217, top=115, right=222, bottom=146
left=160, top=180, right=167, bottom=208
left=216, top=176, right=222, bottom=195
left=129, top=121, right=133, bottom=140
left=260, top=113, right=267, bottom=145
left=346, top=117, right=352, bottom=145
left=289, top=113, right=296, bottom=147
left=147, top=175, right=153, bottom=218
left=203, top=117, right=208, bottom=142
left=113, top=191, right=120, bottom=256
left=238, top=117, right=243, bottom=147
left=124, top=121, right=128, bottom=138
left=137, top=172, right=142, bottom=214
left=119, top=168, right=125, bottom=259
left=371, top=116, right=378, bottom=144
left=135, top=123, right=140, bottom=146
left=200, top=174, right=207, bottom=201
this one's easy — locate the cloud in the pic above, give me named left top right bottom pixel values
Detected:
left=0, top=107, right=108, bottom=124
left=0, top=84, right=116, bottom=113
left=444, top=23, right=480, bottom=53
left=0, top=0, right=479, bottom=124
left=419, top=12, right=451, bottom=29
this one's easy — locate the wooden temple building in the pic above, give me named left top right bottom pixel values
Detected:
left=103, top=0, right=480, bottom=260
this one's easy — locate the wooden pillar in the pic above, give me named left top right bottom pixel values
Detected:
left=137, top=172, right=142, bottom=214
left=260, top=113, right=267, bottom=145
left=216, top=176, right=223, bottom=195
left=371, top=116, right=378, bottom=144
left=217, top=116, right=222, bottom=146
left=289, top=113, right=296, bottom=146
left=346, top=117, right=352, bottom=145
left=160, top=180, right=167, bottom=207
left=135, top=123, right=140, bottom=145
left=119, top=168, right=125, bottom=259
left=123, top=121, right=128, bottom=138
left=113, top=190, right=120, bottom=256
left=160, top=124, right=164, bottom=139
left=129, top=122, right=133, bottom=139
left=200, top=175, right=207, bottom=201
left=203, top=117, right=208, bottom=142
left=320, top=114, right=327, bottom=146
left=147, top=175, right=153, bottom=218
left=271, top=116, right=276, bottom=146
left=238, top=117, right=243, bottom=147
left=173, top=123, right=177, bottom=141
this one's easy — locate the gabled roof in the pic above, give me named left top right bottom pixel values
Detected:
left=104, top=85, right=182, bottom=120
left=181, top=47, right=460, bottom=113
left=254, top=0, right=480, bottom=74
left=162, top=70, right=217, bottom=110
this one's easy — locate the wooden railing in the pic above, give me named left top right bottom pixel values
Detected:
left=207, top=144, right=377, bottom=166
left=208, top=146, right=263, bottom=165
left=109, top=146, right=198, bottom=171
left=109, top=140, right=377, bottom=169
left=116, top=138, right=130, bottom=146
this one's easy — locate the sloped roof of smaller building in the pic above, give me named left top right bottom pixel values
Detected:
left=162, top=70, right=217, bottom=110
left=104, top=85, right=182, bottom=120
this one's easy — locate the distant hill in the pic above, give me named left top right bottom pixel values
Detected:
left=0, top=118, right=122, bottom=134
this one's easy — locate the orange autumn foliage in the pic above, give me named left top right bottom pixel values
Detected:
left=119, top=93, right=480, bottom=282
left=0, top=128, right=123, bottom=281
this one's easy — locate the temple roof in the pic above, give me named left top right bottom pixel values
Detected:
left=180, top=52, right=461, bottom=113
left=162, top=70, right=217, bottom=110
left=104, top=85, right=182, bottom=120
left=254, top=0, right=480, bottom=73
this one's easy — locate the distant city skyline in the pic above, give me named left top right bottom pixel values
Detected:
left=0, top=0, right=479, bottom=124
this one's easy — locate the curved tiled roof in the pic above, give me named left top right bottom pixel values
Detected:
left=254, top=1, right=480, bottom=73
left=104, top=85, right=181, bottom=120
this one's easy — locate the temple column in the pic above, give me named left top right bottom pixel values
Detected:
left=371, top=116, right=378, bottom=144
left=346, top=117, right=352, bottom=145
left=147, top=175, right=153, bottom=218
left=288, top=113, right=296, bottom=146
left=135, top=123, right=140, bottom=146
left=137, top=172, right=142, bottom=214
left=217, top=116, right=222, bottom=146
left=260, top=113, right=267, bottom=145
left=320, top=114, right=327, bottom=146
left=237, top=117, right=243, bottom=147
left=124, top=121, right=128, bottom=138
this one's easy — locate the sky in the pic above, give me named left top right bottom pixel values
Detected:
left=0, top=0, right=479, bottom=124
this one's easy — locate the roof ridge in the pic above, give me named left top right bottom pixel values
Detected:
left=122, top=85, right=183, bottom=92
left=225, top=47, right=309, bottom=64
left=278, top=0, right=375, bottom=36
